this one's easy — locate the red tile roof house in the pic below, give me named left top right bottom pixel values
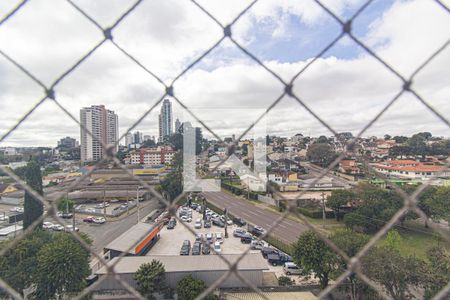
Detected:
left=338, top=159, right=361, bottom=175
left=371, top=160, right=449, bottom=180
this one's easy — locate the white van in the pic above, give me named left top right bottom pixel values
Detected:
left=283, top=262, right=301, bottom=275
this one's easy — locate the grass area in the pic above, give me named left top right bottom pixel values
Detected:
left=378, top=221, right=450, bottom=260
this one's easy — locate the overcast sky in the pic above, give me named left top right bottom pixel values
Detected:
left=0, top=0, right=449, bottom=147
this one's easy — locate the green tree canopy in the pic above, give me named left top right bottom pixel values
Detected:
left=31, top=233, right=91, bottom=299
left=306, top=143, right=336, bottom=167
left=134, top=260, right=166, bottom=299
left=57, top=197, right=74, bottom=213
left=327, top=189, right=355, bottom=220
left=292, top=230, right=337, bottom=289
left=0, top=230, right=52, bottom=296
left=23, top=160, right=44, bottom=229
left=423, top=245, right=450, bottom=300
left=176, top=275, right=217, bottom=300
left=362, top=246, right=426, bottom=300
left=331, top=229, right=371, bottom=300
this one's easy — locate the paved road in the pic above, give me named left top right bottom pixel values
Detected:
left=203, top=191, right=307, bottom=245
left=52, top=199, right=161, bottom=253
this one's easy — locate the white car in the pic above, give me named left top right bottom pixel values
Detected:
left=10, top=207, right=23, bottom=212
left=194, top=219, right=202, bottom=229
left=93, top=217, right=106, bottom=224
left=283, top=262, right=302, bottom=275
left=64, top=225, right=79, bottom=232
left=52, top=224, right=65, bottom=231
left=186, top=217, right=192, bottom=223
left=216, top=232, right=224, bottom=244
left=43, top=221, right=54, bottom=230
left=213, top=241, right=221, bottom=254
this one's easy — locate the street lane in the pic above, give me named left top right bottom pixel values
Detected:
left=203, top=191, right=307, bottom=245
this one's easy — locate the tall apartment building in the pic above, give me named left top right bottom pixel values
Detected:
left=158, top=99, right=173, bottom=143
left=80, top=105, right=118, bottom=162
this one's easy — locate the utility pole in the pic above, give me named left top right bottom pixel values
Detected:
left=71, top=192, right=75, bottom=229
left=224, top=208, right=228, bottom=238
left=136, top=186, right=140, bottom=223
left=321, top=192, right=326, bottom=228
left=103, top=188, right=106, bottom=217
left=126, top=188, right=129, bottom=215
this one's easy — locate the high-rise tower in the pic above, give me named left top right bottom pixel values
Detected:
left=158, top=99, right=173, bottom=142
left=80, top=105, right=118, bottom=162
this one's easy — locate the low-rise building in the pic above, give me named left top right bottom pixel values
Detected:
left=94, top=254, right=268, bottom=292
left=125, top=146, right=175, bottom=165
left=372, top=160, right=448, bottom=180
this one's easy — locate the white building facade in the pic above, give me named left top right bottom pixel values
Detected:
left=80, top=105, right=118, bottom=162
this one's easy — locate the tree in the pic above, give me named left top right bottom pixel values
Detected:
left=423, top=245, right=450, bottom=299
left=343, top=183, right=402, bottom=233
left=141, top=139, right=156, bottom=148
left=134, top=260, right=166, bottom=299
left=278, top=276, right=294, bottom=286
left=0, top=230, right=52, bottom=296
left=327, top=190, right=355, bottom=220
left=393, top=136, right=408, bottom=144
left=331, top=229, right=371, bottom=300
left=57, top=197, right=74, bottom=213
left=292, top=230, right=337, bottom=289
left=23, top=160, right=44, bottom=229
left=316, top=135, right=329, bottom=144
left=306, top=143, right=336, bottom=167
left=421, top=186, right=450, bottom=223
left=362, top=246, right=426, bottom=300
left=160, top=152, right=183, bottom=201
left=384, top=134, right=391, bottom=140
left=31, top=233, right=91, bottom=299
left=176, top=275, right=217, bottom=300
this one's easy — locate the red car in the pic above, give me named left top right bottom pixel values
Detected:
left=83, top=216, right=95, bottom=223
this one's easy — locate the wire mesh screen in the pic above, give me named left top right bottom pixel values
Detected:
left=0, top=0, right=449, bottom=299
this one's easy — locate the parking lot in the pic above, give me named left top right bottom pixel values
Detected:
left=146, top=206, right=318, bottom=285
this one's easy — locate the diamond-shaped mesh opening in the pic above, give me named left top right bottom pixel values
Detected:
left=0, top=0, right=449, bottom=299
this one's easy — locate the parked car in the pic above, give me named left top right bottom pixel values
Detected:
left=283, top=262, right=302, bottom=275
left=240, top=234, right=253, bottom=244
left=52, top=224, right=64, bottom=231
left=251, top=226, right=266, bottom=237
left=202, top=242, right=211, bottom=255
left=64, top=225, right=79, bottom=232
left=212, top=218, right=225, bottom=228
left=186, top=216, right=192, bottom=223
left=83, top=216, right=95, bottom=223
left=216, top=233, right=224, bottom=244
left=192, top=242, right=201, bottom=255
left=195, top=233, right=203, bottom=243
left=194, top=219, right=202, bottom=229
left=61, top=212, right=73, bottom=219
left=43, top=221, right=54, bottom=230
left=191, top=203, right=198, bottom=209
left=251, top=240, right=267, bottom=250
left=204, top=219, right=211, bottom=228
left=95, top=202, right=110, bottom=209
left=261, top=247, right=280, bottom=259
left=213, top=241, right=221, bottom=254
left=93, top=217, right=106, bottom=224
left=233, top=217, right=246, bottom=226
left=167, top=219, right=176, bottom=229
left=206, top=232, right=214, bottom=243
left=233, top=228, right=247, bottom=238
left=180, top=240, right=191, bottom=255
left=267, top=253, right=293, bottom=266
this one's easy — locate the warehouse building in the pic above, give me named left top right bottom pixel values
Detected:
left=104, top=223, right=161, bottom=259
left=94, top=254, right=268, bottom=291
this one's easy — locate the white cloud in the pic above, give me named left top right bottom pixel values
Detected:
left=0, top=0, right=448, bottom=147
